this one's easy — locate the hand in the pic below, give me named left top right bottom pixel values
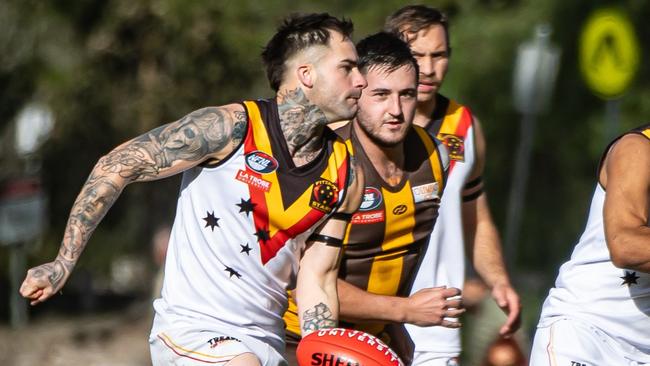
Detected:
left=20, top=260, right=69, bottom=306
left=491, top=282, right=521, bottom=336
left=403, top=286, right=465, bottom=327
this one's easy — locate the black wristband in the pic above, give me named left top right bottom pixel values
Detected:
left=462, top=188, right=484, bottom=202
left=330, top=211, right=353, bottom=222
left=307, top=233, right=344, bottom=247
left=464, top=176, right=483, bottom=189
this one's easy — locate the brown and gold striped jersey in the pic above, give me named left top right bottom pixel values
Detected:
left=284, top=122, right=448, bottom=353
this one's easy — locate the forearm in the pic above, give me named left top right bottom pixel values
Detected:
left=54, top=161, right=128, bottom=280
left=464, top=195, right=512, bottom=288
left=296, top=266, right=339, bottom=335
left=338, top=279, right=405, bottom=323
left=472, top=223, right=511, bottom=287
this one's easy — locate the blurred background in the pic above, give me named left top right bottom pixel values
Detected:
left=0, top=0, right=647, bottom=365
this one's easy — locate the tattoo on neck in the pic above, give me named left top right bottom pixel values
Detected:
left=277, top=88, right=328, bottom=161
left=302, top=302, right=337, bottom=333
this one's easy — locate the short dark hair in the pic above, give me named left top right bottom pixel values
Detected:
left=356, top=32, right=418, bottom=77
left=261, top=13, right=354, bottom=91
left=384, top=5, right=450, bottom=53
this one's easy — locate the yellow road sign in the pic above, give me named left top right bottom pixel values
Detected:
left=579, top=8, right=640, bottom=99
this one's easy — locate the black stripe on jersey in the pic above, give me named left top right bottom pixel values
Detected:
left=341, top=240, right=425, bottom=260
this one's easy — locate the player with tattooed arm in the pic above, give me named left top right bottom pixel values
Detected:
left=20, top=13, right=365, bottom=366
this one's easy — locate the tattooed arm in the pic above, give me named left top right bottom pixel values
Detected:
left=20, top=104, right=247, bottom=305
left=295, top=157, right=364, bottom=335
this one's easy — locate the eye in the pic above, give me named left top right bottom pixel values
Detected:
left=401, top=90, right=417, bottom=99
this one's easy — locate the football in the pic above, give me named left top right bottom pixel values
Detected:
left=296, top=328, right=404, bottom=366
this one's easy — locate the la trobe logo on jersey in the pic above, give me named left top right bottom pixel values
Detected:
left=245, top=150, right=278, bottom=174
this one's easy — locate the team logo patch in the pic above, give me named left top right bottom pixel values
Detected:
left=245, top=150, right=278, bottom=174
left=412, top=182, right=440, bottom=203
left=392, top=204, right=408, bottom=215
left=439, top=133, right=465, bottom=161
left=351, top=210, right=384, bottom=224
left=236, top=169, right=271, bottom=192
left=310, top=179, right=339, bottom=213
left=359, top=187, right=382, bottom=211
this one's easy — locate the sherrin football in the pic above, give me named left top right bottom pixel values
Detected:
left=296, top=328, right=404, bottom=366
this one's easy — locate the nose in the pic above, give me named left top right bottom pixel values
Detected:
left=419, top=56, right=435, bottom=77
left=388, top=95, right=403, bottom=118
left=352, top=68, right=367, bottom=89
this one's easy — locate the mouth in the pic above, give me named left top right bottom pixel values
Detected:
left=418, top=80, right=439, bottom=92
left=384, top=119, right=404, bottom=128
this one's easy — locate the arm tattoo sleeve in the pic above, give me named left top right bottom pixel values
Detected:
left=302, top=302, right=337, bottom=333
left=51, top=106, right=245, bottom=286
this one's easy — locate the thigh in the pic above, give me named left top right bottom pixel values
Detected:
left=150, top=327, right=260, bottom=366
left=530, top=318, right=625, bottom=366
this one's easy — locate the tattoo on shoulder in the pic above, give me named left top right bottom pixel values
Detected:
left=101, top=106, right=244, bottom=182
left=302, top=302, right=337, bottom=333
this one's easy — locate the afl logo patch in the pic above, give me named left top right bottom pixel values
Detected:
left=359, top=187, right=382, bottom=211
left=439, top=133, right=465, bottom=162
left=310, top=179, right=339, bottom=213
left=392, top=204, right=408, bottom=215
left=245, top=151, right=278, bottom=174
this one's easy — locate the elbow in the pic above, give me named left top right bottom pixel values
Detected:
left=607, top=238, right=637, bottom=270
left=610, top=251, right=636, bottom=270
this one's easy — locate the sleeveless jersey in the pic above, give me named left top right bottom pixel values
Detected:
left=284, top=122, right=448, bottom=362
left=538, top=124, right=650, bottom=362
left=151, top=98, right=351, bottom=355
left=405, top=94, right=476, bottom=357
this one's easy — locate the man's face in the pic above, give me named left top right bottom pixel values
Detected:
left=311, top=32, right=367, bottom=123
left=406, top=24, right=450, bottom=104
left=355, top=64, right=417, bottom=147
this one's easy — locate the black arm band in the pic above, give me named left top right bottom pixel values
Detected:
left=462, top=188, right=484, bottom=202
left=464, top=176, right=483, bottom=189
left=330, top=211, right=353, bottom=222
left=307, top=233, right=344, bottom=247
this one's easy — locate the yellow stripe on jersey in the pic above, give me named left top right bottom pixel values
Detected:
left=642, top=129, right=650, bottom=139
left=243, top=101, right=347, bottom=234
left=366, top=184, right=416, bottom=295
left=414, top=125, right=445, bottom=192
left=438, top=99, right=465, bottom=136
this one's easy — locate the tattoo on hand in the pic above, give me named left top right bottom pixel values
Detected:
left=302, top=302, right=337, bottom=333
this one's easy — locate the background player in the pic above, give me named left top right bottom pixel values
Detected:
left=384, top=5, right=521, bottom=365
left=19, top=13, right=365, bottom=366
left=284, top=31, right=462, bottom=364
left=530, top=125, right=650, bottom=365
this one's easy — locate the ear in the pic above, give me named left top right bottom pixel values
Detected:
left=296, top=64, right=315, bottom=89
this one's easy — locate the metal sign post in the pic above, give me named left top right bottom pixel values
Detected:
left=504, top=24, right=560, bottom=269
